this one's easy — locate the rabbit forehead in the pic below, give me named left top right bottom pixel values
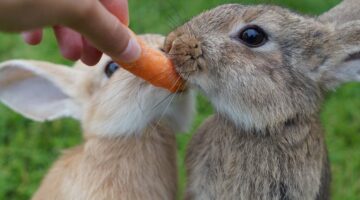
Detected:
left=181, top=4, right=330, bottom=64
left=187, top=4, right=301, bottom=33
left=184, top=4, right=331, bottom=73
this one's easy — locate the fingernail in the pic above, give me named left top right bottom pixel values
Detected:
left=118, top=37, right=141, bottom=63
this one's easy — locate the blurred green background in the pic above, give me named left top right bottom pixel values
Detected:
left=0, top=0, right=359, bottom=199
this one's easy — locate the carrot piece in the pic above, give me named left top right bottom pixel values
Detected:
left=115, top=37, right=185, bottom=93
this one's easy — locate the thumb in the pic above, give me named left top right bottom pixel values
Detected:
left=66, top=1, right=141, bottom=62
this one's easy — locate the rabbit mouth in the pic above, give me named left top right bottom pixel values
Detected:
left=168, top=50, right=206, bottom=83
left=173, top=58, right=205, bottom=79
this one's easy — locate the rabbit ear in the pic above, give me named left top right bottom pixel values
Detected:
left=0, top=60, right=84, bottom=121
left=319, top=0, right=360, bottom=24
left=319, top=21, right=360, bottom=90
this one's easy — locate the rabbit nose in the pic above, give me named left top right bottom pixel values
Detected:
left=169, top=35, right=202, bottom=60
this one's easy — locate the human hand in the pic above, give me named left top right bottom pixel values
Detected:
left=0, top=0, right=141, bottom=65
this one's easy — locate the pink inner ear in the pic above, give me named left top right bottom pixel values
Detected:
left=0, top=64, right=39, bottom=88
left=0, top=64, right=81, bottom=121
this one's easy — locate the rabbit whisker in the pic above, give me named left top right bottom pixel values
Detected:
left=135, top=81, right=146, bottom=115
left=179, top=69, right=198, bottom=74
left=167, top=53, right=187, bottom=56
left=162, top=0, right=186, bottom=30
left=151, top=92, right=174, bottom=112
left=150, top=72, right=185, bottom=111
left=150, top=73, right=186, bottom=131
left=92, top=81, right=125, bottom=107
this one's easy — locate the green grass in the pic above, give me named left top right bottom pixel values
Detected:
left=1, top=0, right=359, bottom=199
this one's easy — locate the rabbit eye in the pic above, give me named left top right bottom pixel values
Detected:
left=105, top=61, right=120, bottom=78
left=238, top=25, right=267, bottom=47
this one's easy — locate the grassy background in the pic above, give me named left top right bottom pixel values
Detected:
left=0, top=0, right=359, bottom=199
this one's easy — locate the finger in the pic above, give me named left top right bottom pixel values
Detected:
left=67, top=1, right=141, bottom=62
left=100, top=0, right=129, bottom=25
left=81, top=38, right=102, bottom=66
left=22, top=29, right=43, bottom=45
left=53, top=26, right=83, bottom=61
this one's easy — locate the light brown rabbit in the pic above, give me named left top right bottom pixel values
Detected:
left=164, top=3, right=360, bottom=200
left=0, top=34, right=194, bottom=200
left=319, top=0, right=360, bottom=24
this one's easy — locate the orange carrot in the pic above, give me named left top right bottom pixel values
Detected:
left=116, top=37, right=185, bottom=93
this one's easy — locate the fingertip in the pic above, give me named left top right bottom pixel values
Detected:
left=81, top=54, right=102, bottom=66
left=22, top=30, right=43, bottom=45
left=61, top=46, right=82, bottom=61
left=81, top=38, right=103, bottom=66
left=53, top=26, right=83, bottom=61
left=68, top=1, right=137, bottom=63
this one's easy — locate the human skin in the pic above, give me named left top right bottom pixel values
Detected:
left=0, top=0, right=141, bottom=65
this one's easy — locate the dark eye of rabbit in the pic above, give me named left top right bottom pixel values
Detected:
left=238, top=25, right=267, bottom=47
left=105, top=61, right=120, bottom=78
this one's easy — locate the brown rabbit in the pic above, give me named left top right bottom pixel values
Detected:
left=164, top=3, right=360, bottom=200
left=0, top=35, right=195, bottom=200
left=319, top=0, right=360, bottom=24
